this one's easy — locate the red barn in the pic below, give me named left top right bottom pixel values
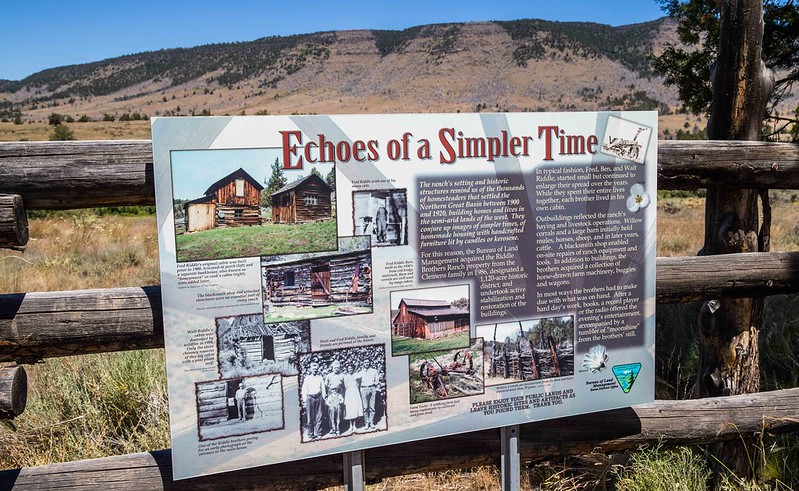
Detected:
left=271, top=174, right=332, bottom=224
left=184, top=168, right=264, bottom=232
left=392, top=298, right=470, bottom=339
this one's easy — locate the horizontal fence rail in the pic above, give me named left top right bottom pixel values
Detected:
left=1, top=138, right=799, bottom=487
left=1, top=140, right=799, bottom=209
left=0, top=253, right=793, bottom=361
left=1, top=255, right=798, bottom=363
left=1, top=388, right=797, bottom=490
left=0, top=287, right=163, bottom=363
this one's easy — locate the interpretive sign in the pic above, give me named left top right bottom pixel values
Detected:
left=152, top=112, right=657, bottom=479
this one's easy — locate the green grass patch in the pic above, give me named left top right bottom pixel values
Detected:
left=176, top=220, right=337, bottom=262
left=613, top=444, right=710, bottom=491
left=264, top=303, right=372, bottom=322
left=0, top=350, right=169, bottom=469
left=392, top=331, right=470, bottom=356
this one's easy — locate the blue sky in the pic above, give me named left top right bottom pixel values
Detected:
left=170, top=148, right=332, bottom=200
left=0, top=1, right=665, bottom=81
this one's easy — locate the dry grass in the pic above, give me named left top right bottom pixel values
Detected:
left=0, top=349, right=169, bottom=469
left=0, top=213, right=158, bottom=293
left=657, top=197, right=705, bottom=257
left=0, top=212, right=166, bottom=469
left=0, top=121, right=151, bottom=142
left=657, top=194, right=799, bottom=257
left=366, top=467, right=502, bottom=490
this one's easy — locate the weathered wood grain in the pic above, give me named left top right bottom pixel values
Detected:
left=1, top=140, right=798, bottom=210
left=0, top=194, right=28, bottom=249
left=1, top=253, right=798, bottom=361
left=0, top=140, right=154, bottom=209
left=656, top=251, right=799, bottom=303
left=1, top=388, right=796, bottom=490
left=0, top=365, right=26, bottom=419
left=658, top=140, right=799, bottom=189
left=0, top=286, right=163, bottom=363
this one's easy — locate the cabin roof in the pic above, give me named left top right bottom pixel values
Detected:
left=263, top=249, right=369, bottom=270
left=271, top=173, right=331, bottom=197
left=184, top=194, right=215, bottom=207
left=204, top=167, right=264, bottom=195
left=407, top=307, right=469, bottom=319
left=235, top=319, right=304, bottom=338
left=400, top=298, right=451, bottom=308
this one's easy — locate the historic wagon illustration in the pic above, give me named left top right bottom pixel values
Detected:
left=392, top=298, right=470, bottom=339
left=271, top=174, right=333, bottom=224
left=216, top=314, right=310, bottom=377
left=184, top=167, right=264, bottom=232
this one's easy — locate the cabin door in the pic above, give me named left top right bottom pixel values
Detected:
left=226, top=380, right=239, bottom=420
left=311, top=265, right=331, bottom=299
left=187, top=203, right=215, bottom=232
left=262, top=335, right=275, bottom=361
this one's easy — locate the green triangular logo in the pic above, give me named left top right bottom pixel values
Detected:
left=612, top=363, right=642, bottom=394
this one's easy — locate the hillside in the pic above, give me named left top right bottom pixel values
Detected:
left=0, top=18, right=683, bottom=124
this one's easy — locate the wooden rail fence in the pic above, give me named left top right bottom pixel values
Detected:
left=0, top=139, right=798, bottom=489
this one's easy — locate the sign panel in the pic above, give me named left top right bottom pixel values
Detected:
left=152, top=112, right=657, bottom=480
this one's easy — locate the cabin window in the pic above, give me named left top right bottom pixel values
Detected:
left=304, top=194, right=318, bottom=206
left=284, top=271, right=295, bottom=286
left=234, top=209, right=243, bottom=218
left=235, top=179, right=245, bottom=197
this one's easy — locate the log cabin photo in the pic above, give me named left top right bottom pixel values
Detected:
left=184, top=167, right=264, bottom=232
left=195, top=374, right=284, bottom=441
left=476, top=316, right=574, bottom=386
left=272, top=173, right=333, bottom=224
left=392, top=298, right=470, bottom=339
left=261, top=236, right=373, bottom=322
left=390, top=285, right=471, bottom=356
left=171, top=149, right=338, bottom=262
left=216, top=313, right=311, bottom=378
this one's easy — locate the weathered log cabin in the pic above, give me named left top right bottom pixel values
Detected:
left=263, top=249, right=371, bottom=306
left=184, top=168, right=264, bottom=232
left=392, top=299, right=469, bottom=339
left=271, top=174, right=332, bottom=224
left=196, top=375, right=283, bottom=434
left=216, top=314, right=307, bottom=372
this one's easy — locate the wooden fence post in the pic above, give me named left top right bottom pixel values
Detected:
left=0, top=365, right=27, bottom=419
left=0, top=194, right=28, bottom=250
left=699, top=0, right=775, bottom=479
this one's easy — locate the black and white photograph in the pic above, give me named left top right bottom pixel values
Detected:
left=297, top=344, right=387, bottom=443
left=408, top=338, right=485, bottom=404
left=195, top=374, right=284, bottom=441
left=477, top=316, right=575, bottom=386
left=352, top=189, right=408, bottom=246
left=216, top=313, right=311, bottom=378
left=262, top=236, right=373, bottom=322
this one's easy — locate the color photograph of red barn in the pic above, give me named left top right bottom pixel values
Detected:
left=272, top=173, right=333, bottom=224
left=390, top=285, right=471, bottom=356
left=184, top=168, right=264, bottom=232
